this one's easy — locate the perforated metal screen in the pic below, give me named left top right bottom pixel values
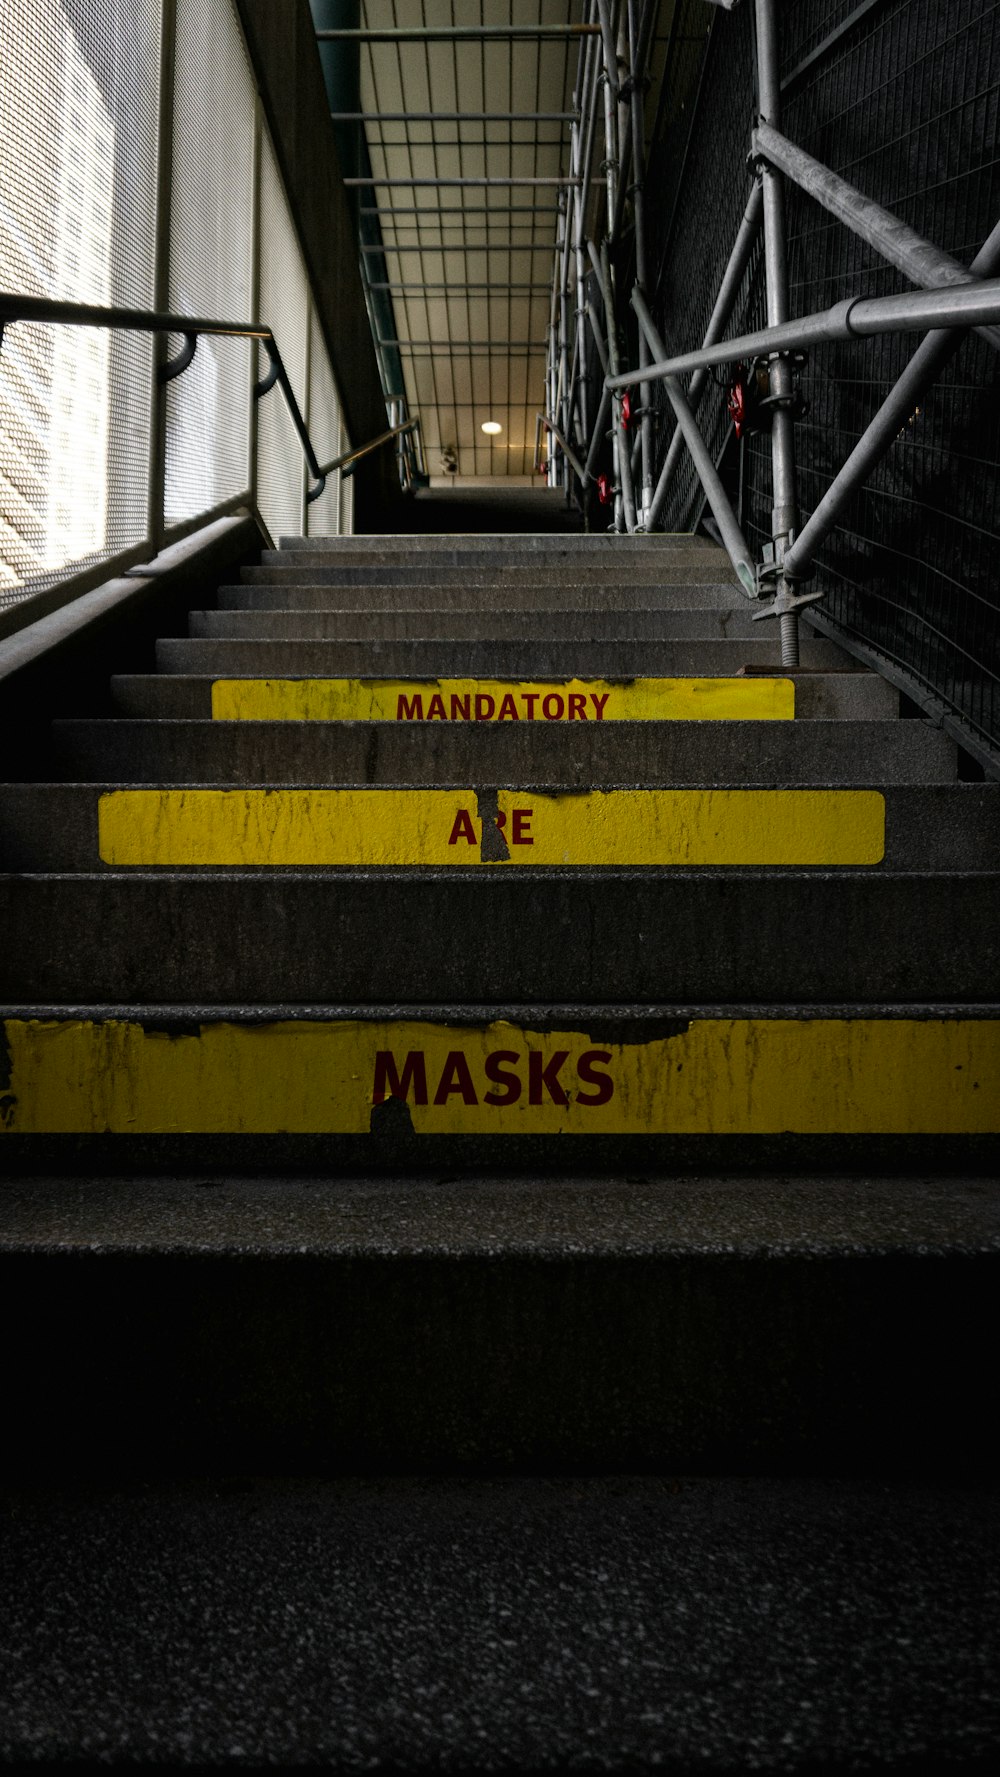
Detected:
left=307, top=304, right=345, bottom=538
left=1, top=0, right=355, bottom=619
left=0, top=0, right=160, bottom=609
left=256, top=131, right=310, bottom=543
left=164, top=0, right=256, bottom=526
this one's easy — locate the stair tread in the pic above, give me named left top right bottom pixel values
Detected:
left=3, top=1173, right=999, bottom=1253
left=1, top=1475, right=997, bottom=1770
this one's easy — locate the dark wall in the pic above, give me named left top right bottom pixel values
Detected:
left=233, top=0, right=402, bottom=528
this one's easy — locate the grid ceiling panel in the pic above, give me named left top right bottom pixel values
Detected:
left=358, top=0, right=579, bottom=478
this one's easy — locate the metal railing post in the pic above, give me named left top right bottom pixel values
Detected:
left=147, top=0, right=177, bottom=558
left=628, top=0, right=654, bottom=528
left=632, top=290, right=756, bottom=596
left=755, top=0, right=801, bottom=667
left=596, top=0, right=619, bottom=235
left=590, top=240, right=637, bottom=532
left=646, top=184, right=763, bottom=532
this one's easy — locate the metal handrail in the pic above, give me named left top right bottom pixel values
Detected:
left=0, top=292, right=419, bottom=506
left=330, top=418, right=421, bottom=479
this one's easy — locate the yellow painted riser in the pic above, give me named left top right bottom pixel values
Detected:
left=3, top=1017, right=997, bottom=1135
left=97, top=789, right=885, bottom=867
left=211, top=677, right=796, bottom=722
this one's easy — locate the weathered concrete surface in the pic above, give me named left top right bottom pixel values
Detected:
left=220, top=578, right=745, bottom=610
left=2, top=1474, right=998, bottom=1768
left=0, top=1175, right=999, bottom=1471
left=0, top=872, right=997, bottom=1001
left=154, top=637, right=854, bottom=676
left=60, top=713, right=952, bottom=778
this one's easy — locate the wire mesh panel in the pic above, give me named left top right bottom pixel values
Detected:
left=340, top=425, right=355, bottom=535
left=639, top=0, right=1000, bottom=764
left=256, top=130, right=310, bottom=543
left=306, top=303, right=343, bottom=538
left=163, top=0, right=255, bottom=527
left=0, top=0, right=160, bottom=609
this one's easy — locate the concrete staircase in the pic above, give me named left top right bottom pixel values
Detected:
left=1, top=527, right=999, bottom=1769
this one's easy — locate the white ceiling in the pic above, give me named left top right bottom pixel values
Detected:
left=358, top=0, right=583, bottom=478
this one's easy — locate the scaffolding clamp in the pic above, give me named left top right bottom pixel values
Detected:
left=751, top=544, right=824, bottom=619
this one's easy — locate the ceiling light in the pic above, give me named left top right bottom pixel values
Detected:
left=481, top=420, right=502, bottom=435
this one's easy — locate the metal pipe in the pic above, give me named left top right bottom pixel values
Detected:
left=594, top=0, right=618, bottom=101
left=332, top=111, right=577, bottom=121
left=345, top=175, right=597, bottom=187
left=784, top=214, right=1000, bottom=580
left=361, top=242, right=556, bottom=252
left=595, top=0, right=619, bottom=233
left=362, top=206, right=554, bottom=216
left=316, top=24, right=601, bottom=39
left=628, top=0, right=655, bottom=525
left=754, top=122, right=1000, bottom=352
left=378, top=341, right=542, bottom=350
left=613, top=1, right=632, bottom=244
left=586, top=298, right=609, bottom=374
left=539, top=414, right=587, bottom=484
left=633, top=291, right=756, bottom=595
left=585, top=385, right=613, bottom=479
left=578, top=16, right=603, bottom=246
left=598, top=239, right=637, bottom=531
left=646, top=183, right=764, bottom=531
left=319, top=419, right=418, bottom=479
left=755, top=0, right=800, bottom=666
left=605, top=277, right=1000, bottom=385
left=368, top=284, right=545, bottom=293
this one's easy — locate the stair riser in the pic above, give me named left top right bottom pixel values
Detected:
left=0, top=877, right=995, bottom=999
left=52, top=717, right=946, bottom=783
left=1, top=1246, right=995, bottom=1470
left=242, top=563, right=738, bottom=586
left=221, top=581, right=742, bottom=611
left=4, top=1005, right=996, bottom=1128
left=192, top=608, right=767, bottom=641
left=153, top=639, right=852, bottom=675
left=2, top=785, right=996, bottom=870
left=270, top=534, right=717, bottom=554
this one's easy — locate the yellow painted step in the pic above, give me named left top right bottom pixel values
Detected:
left=4, top=1015, right=997, bottom=1135
left=211, top=676, right=796, bottom=722
left=97, top=788, right=885, bottom=868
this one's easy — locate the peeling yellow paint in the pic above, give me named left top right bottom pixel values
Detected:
left=97, top=788, right=884, bottom=867
left=210, top=676, right=796, bottom=722
left=2, top=1016, right=997, bottom=1135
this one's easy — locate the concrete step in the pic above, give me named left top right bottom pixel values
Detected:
left=52, top=715, right=954, bottom=783
left=192, top=605, right=772, bottom=641
left=3, top=782, right=995, bottom=871
left=0, top=875, right=996, bottom=1002
left=1, top=1177, right=998, bottom=1471
left=273, top=530, right=721, bottom=555
left=152, top=637, right=853, bottom=677
left=1, top=1479, right=998, bottom=1772
left=2, top=1006, right=998, bottom=1172
left=220, top=579, right=744, bottom=611
left=113, top=672, right=897, bottom=724
left=242, top=560, right=738, bottom=587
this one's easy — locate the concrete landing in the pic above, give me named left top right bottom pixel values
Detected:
left=1, top=1473, right=998, bottom=1771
